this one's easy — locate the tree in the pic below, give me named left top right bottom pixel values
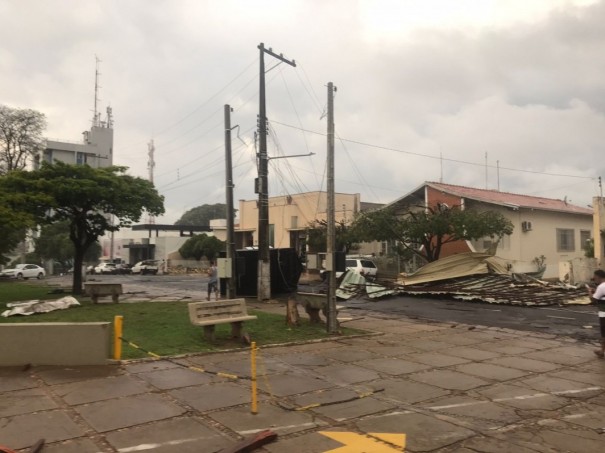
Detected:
left=0, top=105, right=46, bottom=175
left=0, top=162, right=165, bottom=293
left=179, top=233, right=225, bottom=261
left=306, top=219, right=359, bottom=254
left=351, top=205, right=513, bottom=263
left=35, top=221, right=102, bottom=270
left=175, top=203, right=235, bottom=226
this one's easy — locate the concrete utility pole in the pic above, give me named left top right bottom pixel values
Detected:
left=326, top=82, right=339, bottom=334
left=257, top=43, right=296, bottom=301
left=224, top=105, right=236, bottom=299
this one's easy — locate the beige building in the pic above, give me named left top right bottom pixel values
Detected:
left=388, top=182, right=594, bottom=279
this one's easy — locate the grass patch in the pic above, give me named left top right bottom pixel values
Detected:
left=0, top=282, right=365, bottom=359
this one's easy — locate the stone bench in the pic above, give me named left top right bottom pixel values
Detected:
left=295, top=292, right=328, bottom=323
left=84, top=282, right=123, bottom=303
left=188, top=299, right=257, bottom=342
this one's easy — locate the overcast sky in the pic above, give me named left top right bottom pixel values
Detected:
left=2, top=0, right=604, bottom=223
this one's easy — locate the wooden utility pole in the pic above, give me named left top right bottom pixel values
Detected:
left=326, top=82, right=339, bottom=334
left=224, top=104, right=236, bottom=298
left=257, top=43, right=296, bottom=301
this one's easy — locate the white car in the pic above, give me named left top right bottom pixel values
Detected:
left=321, top=258, right=378, bottom=280
left=94, top=262, right=118, bottom=274
left=131, top=260, right=159, bottom=275
left=0, top=264, right=46, bottom=280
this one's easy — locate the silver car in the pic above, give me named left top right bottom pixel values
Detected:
left=0, top=264, right=46, bottom=280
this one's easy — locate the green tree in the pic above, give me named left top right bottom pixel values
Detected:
left=351, top=205, right=513, bottom=263
left=0, top=162, right=164, bottom=293
left=179, top=233, right=225, bottom=261
left=306, top=219, right=359, bottom=254
left=0, top=105, right=46, bottom=175
left=35, top=221, right=102, bottom=270
left=175, top=203, right=235, bottom=226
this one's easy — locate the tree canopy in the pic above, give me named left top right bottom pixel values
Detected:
left=351, top=205, right=514, bottom=262
left=179, top=233, right=225, bottom=261
left=0, top=104, right=46, bottom=175
left=34, top=221, right=102, bottom=270
left=175, top=203, right=235, bottom=226
left=0, top=162, right=165, bottom=293
left=306, top=219, right=359, bottom=254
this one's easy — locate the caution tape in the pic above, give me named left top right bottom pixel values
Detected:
left=278, top=388, right=385, bottom=411
left=118, top=336, right=247, bottom=380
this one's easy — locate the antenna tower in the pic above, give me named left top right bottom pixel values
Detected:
left=93, top=56, right=102, bottom=127
left=147, top=140, right=156, bottom=224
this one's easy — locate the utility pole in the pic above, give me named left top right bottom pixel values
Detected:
left=225, top=105, right=236, bottom=299
left=257, top=43, right=296, bottom=301
left=326, top=82, right=339, bottom=334
left=147, top=140, right=156, bottom=224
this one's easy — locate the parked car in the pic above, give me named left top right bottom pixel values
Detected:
left=94, top=262, right=118, bottom=275
left=131, top=260, right=159, bottom=275
left=115, top=263, right=132, bottom=274
left=320, top=257, right=378, bottom=280
left=0, top=264, right=46, bottom=280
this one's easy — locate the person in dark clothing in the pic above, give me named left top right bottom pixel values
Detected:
left=207, top=261, right=218, bottom=301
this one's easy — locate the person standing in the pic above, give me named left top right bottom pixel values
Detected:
left=207, top=260, right=219, bottom=301
left=588, top=269, right=605, bottom=358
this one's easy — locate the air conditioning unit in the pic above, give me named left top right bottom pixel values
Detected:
left=521, top=221, right=533, bottom=232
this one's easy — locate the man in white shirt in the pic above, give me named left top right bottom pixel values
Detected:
left=588, top=269, right=605, bottom=358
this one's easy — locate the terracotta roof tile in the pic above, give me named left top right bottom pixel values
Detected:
left=427, top=182, right=593, bottom=215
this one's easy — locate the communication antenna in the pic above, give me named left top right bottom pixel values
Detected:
left=147, top=140, right=156, bottom=224
left=93, top=56, right=102, bottom=127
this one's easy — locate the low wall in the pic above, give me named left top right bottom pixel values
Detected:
left=0, top=322, right=111, bottom=366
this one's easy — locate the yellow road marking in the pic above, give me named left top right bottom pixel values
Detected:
left=320, top=432, right=406, bottom=452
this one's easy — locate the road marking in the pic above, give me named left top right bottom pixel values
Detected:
left=320, top=432, right=406, bottom=452
left=546, top=315, right=576, bottom=320
left=239, top=422, right=318, bottom=435
left=118, top=437, right=200, bottom=452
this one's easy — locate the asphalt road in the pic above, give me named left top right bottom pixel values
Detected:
left=58, top=273, right=602, bottom=341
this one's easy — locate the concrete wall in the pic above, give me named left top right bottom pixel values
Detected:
left=594, top=196, right=605, bottom=267
left=0, top=322, right=111, bottom=366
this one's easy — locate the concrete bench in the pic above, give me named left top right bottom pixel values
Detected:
left=84, top=282, right=123, bottom=303
left=188, top=299, right=257, bottom=342
left=296, top=292, right=328, bottom=323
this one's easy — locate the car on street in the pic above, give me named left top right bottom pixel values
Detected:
left=115, top=263, right=132, bottom=274
left=0, top=264, right=46, bottom=280
left=94, top=262, right=118, bottom=275
left=320, top=257, right=378, bottom=280
left=131, top=260, right=159, bottom=275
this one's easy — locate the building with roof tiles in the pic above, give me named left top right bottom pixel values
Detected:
left=387, top=182, right=594, bottom=279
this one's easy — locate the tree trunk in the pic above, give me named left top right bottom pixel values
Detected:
left=285, top=296, right=300, bottom=326
left=72, top=244, right=85, bottom=295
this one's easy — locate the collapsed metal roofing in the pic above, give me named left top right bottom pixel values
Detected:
left=337, top=253, right=591, bottom=307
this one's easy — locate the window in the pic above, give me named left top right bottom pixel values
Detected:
left=580, top=230, right=591, bottom=248
left=76, top=152, right=86, bottom=165
left=291, top=216, right=298, bottom=229
left=269, top=224, right=275, bottom=247
left=556, top=229, right=575, bottom=252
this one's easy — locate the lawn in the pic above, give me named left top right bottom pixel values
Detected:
left=0, top=281, right=364, bottom=359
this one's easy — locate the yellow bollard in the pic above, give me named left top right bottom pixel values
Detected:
left=251, top=341, right=258, bottom=414
left=113, top=315, right=123, bottom=361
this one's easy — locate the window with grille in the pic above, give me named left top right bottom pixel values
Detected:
left=556, top=228, right=575, bottom=252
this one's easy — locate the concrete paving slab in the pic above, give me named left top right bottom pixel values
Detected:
left=213, top=357, right=291, bottom=376
left=257, top=372, right=334, bottom=397
left=474, top=343, right=537, bottom=355
left=272, top=351, right=333, bottom=366
left=263, top=430, right=342, bottom=453
left=520, top=375, right=603, bottom=397
left=406, top=352, right=471, bottom=367
left=124, top=359, right=181, bottom=374
left=105, top=416, right=235, bottom=453
left=364, top=345, right=420, bottom=356
left=290, top=387, right=371, bottom=409
left=426, top=395, right=521, bottom=425
left=522, top=349, right=594, bottom=366
left=74, top=392, right=186, bottom=432
left=311, top=396, right=396, bottom=421
left=477, top=383, right=570, bottom=411
left=560, top=402, right=605, bottom=430
left=318, top=348, right=381, bottom=362
left=370, top=378, right=450, bottom=404
left=504, top=427, right=605, bottom=453
left=485, top=356, right=561, bottom=373
left=408, top=369, right=489, bottom=391
left=444, top=346, right=502, bottom=361
left=51, top=374, right=150, bottom=405
left=404, top=338, right=453, bottom=352
left=454, top=363, right=529, bottom=382
left=210, top=402, right=326, bottom=436
left=435, top=333, right=487, bottom=346
left=356, top=411, right=475, bottom=452
left=311, top=363, right=381, bottom=384
left=34, top=364, right=123, bottom=385
left=0, top=388, right=58, bottom=417
left=546, top=345, right=592, bottom=357
left=357, top=357, right=431, bottom=375
left=0, top=410, right=87, bottom=450
left=39, top=438, right=104, bottom=453
left=0, top=367, right=38, bottom=392
left=169, top=381, right=252, bottom=411
left=452, top=435, right=548, bottom=453
left=137, top=366, right=215, bottom=390
left=548, top=369, right=605, bottom=387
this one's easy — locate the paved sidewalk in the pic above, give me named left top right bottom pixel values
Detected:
left=1, top=288, right=605, bottom=452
